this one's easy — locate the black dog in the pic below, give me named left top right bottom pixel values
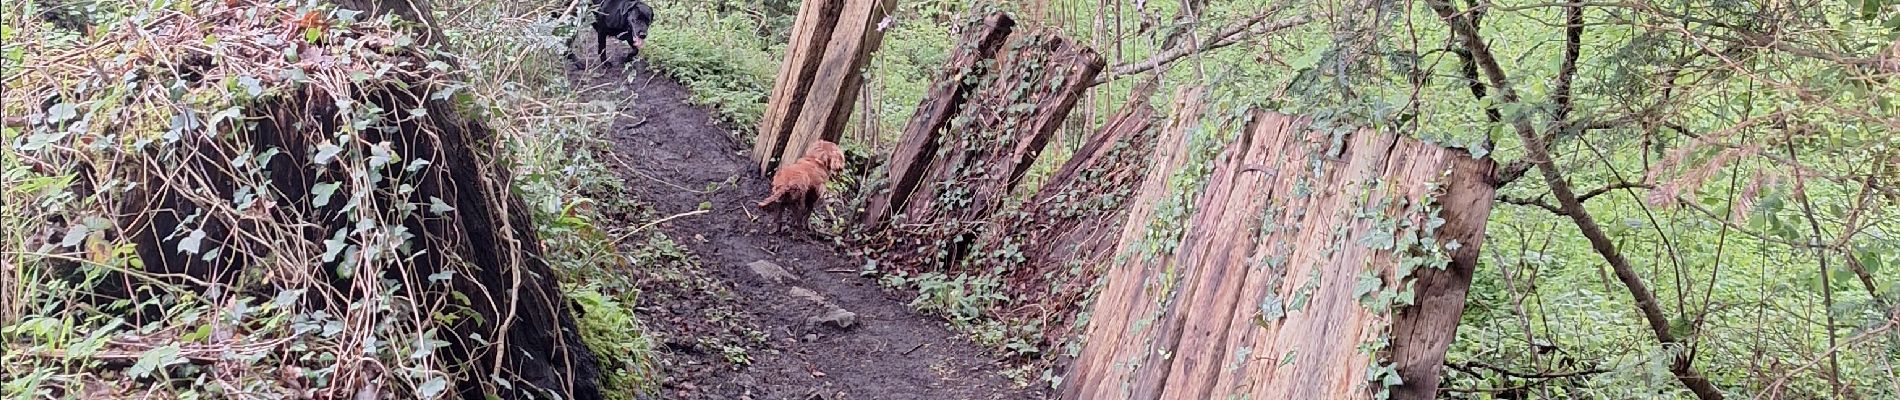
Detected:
left=590, top=0, right=654, bottom=64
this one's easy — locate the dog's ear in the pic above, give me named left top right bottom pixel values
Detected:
left=827, top=149, right=847, bottom=172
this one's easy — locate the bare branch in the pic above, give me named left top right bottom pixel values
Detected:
left=1577, top=181, right=1650, bottom=202
left=1091, top=11, right=1314, bottom=86
left=1497, top=181, right=1646, bottom=215
left=1426, top=1, right=1726, bottom=398
left=1447, top=361, right=1612, bottom=380
left=1498, top=195, right=1564, bottom=215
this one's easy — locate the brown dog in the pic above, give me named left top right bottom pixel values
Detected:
left=758, top=140, right=846, bottom=234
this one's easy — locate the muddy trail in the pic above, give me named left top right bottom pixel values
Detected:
left=565, top=53, right=1038, bottom=399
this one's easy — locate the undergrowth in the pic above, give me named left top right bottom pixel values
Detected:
left=637, top=0, right=778, bottom=132
left=436, top=0, right=664, bottom=396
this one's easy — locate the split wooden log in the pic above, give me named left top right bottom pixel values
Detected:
left=1054, top=86, right=1211, bottom=399
left=1062, top=110, right=1496, bottom=400
left=753, top=0, right=894, bottom=174
left=858, top=13, right=1016, bottom=229
left=971, top=90, right=1159, bottom=347
left=862, top=18, right=1105, bottom=261
left=873, top=28, right=1104, bottom=271
left=754, top=0, right=846, bottom=172
left=895, top=29, right=1104, bottom=226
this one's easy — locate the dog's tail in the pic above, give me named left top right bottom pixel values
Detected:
left=758, top=186, right=789, bottom=209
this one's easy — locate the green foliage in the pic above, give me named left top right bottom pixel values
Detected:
left=567, top=285, right=657, bottom=399
left=890, top=270, right=1009, bottom=324
left=638, top=1, right=779, bottom=130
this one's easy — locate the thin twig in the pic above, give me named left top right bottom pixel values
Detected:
left=611, top=209, right=710, bottom=243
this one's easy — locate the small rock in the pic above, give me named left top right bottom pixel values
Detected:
left=748, top=260, right=797, bottom=283
left=803, top=333, right=819, bottom=342
left=808, top=307, right=857, bottom=329
left=787, top=287, right=825, bottom=303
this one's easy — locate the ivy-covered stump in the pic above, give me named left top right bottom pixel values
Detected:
left=1061, top=111, right=1497, bottom=400
left=3, top=1, right=599, bottom=398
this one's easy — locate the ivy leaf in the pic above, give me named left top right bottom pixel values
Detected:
left=313, top=142, right=343, bottom=165
left=321, top=319, right=345, bottom=337
left=47, top=102, right=79, bottom=123
left=273, top=289, right=305, bottom=308
left=238, top=76, right=264, bottom=97
left=428, top=197, right=455, bottom=214
left=418, top=376, right=448, bottom=398
left=208, top=106, right=243, bottom=131
left=429, top=84, right=460, bottom=100
left=177, top=229, right=206, bottom=254
left=129, top=344, right=183, bottom=379
left=334, top=9, right=363, bottom=24
left=1352, top=270, right=1383, bottom=300
left=367, top=142, right=394, bottom=167
left=312, top=182, right=341, bottom=207
left=321, top=229, right=347, bottom=263
left=60, top=224, right=90, bottom=248
left=1362, top=230, right=1395, bottom=251
left=1257, top=294, right=1285, bottom=323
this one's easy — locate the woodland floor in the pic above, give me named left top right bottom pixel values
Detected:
left=566, top=48, right=1038, bottom=400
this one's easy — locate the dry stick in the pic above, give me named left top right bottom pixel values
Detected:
left=611, top=209, right=711, bottom=244
left=1833, top=181, right=1889, bottom=305
left=1425, top=1, right=1725, bottom=398
left=1578, top=138, right=1692, bottom=328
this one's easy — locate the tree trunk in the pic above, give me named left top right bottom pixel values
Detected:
left=104, top=1, right=604, bottom=398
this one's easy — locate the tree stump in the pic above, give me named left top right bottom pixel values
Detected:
left=1062, top=110, right=1496, bottom=400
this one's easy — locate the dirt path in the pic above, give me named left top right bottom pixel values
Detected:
left=567, top=56, right=1038, bottom=400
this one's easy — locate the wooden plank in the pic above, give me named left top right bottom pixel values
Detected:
left=860, top=13, right=1015, bottom=229
left=753, top=0, right=846, bottom=172
left=778, top=0, right=895, bottom=172
left=1061, top=110, right=1497, bottom=400
left=1242, top=117, right=1403, bottom=399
